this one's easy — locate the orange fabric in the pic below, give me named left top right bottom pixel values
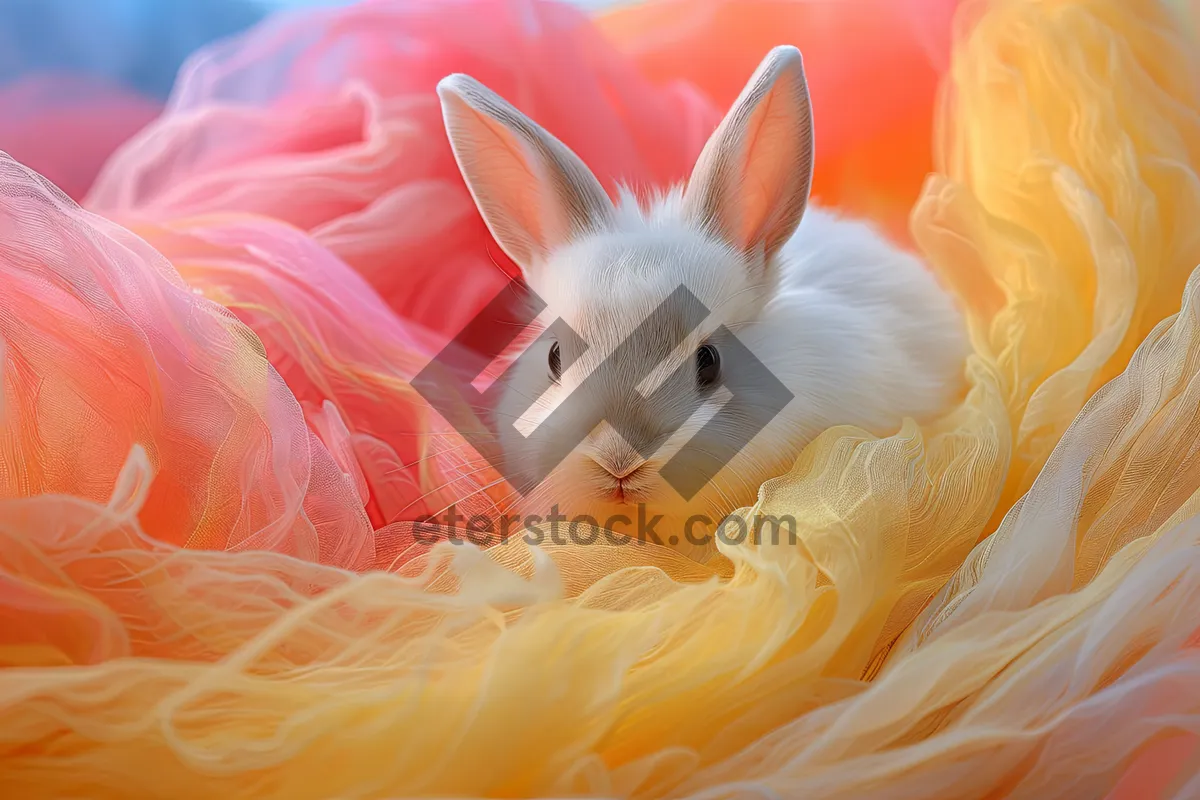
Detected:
left=596, top=0, right=960, bottom=243
left=1, top=0, right=1198, bottom=796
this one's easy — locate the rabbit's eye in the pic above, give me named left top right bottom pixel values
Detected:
left=696, top=343, right=720, bottom=389
left=549, top=341, right=562, bottom=382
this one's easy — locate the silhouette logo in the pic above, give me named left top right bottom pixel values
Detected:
left=412, top=282, right=793, bottom=500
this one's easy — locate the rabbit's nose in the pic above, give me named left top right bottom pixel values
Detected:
left=588, top=429, right=646, bottom=479
left=598, top=455, right=646, bottom=480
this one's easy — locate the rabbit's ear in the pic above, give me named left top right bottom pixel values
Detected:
left=438, top=74, right=614, bottom=275
left=683, top=46, right=814, bottom=269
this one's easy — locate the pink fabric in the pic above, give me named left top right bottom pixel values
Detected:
left=129, top=214, right=510, bottom=546
left=0, top=159, right=374, bottom=568
left=0, top=73, right=160, bottom=201
left=68, top=0, right=730, bottom=561
left=87, top=0, right=720, bottom=346
left=57, top=0, right=965, bottom=563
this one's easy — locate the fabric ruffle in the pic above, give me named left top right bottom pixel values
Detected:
left=1, top=0, right=1199, bottom=796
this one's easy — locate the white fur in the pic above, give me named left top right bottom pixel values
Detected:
left=750, top=204, right=967, bottom=438
left=438, top=46, right=968, bottom=556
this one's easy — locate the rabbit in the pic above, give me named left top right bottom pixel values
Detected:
left=436, top=45, right=968, bottom=559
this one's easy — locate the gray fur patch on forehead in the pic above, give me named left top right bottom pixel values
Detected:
left=629, top=307, right=699, bottom=358
left=568, top=279, right=707, bottom=364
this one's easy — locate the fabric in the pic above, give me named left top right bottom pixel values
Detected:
left=0, top=74, right=161, bottom=201
left=0, top=0, right=265, bottom=97
left=0, top=0, right=268, bottom=200
left=595, top=0, right=958, bottom=244
left=86, top=0, right=720, bottom=344
left=2, top=0, right=1200, bottom=797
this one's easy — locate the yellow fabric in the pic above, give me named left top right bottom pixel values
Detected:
left=4, top=0, right=1200, bottom=796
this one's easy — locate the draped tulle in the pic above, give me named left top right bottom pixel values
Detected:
left=124, top=213, right=514, bottom=560
left=86, top=0, right=721, bottom=344
left=3, top=0, right=1200, bottom=797
left=0, top=162, right=379, bottom=568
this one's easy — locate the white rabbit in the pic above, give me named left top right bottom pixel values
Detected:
left=437, top=45, right=968, bottom=558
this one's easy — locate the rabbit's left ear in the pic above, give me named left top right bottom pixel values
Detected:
left=438, top=74, right=614, bottom=277
left=683, top=46, right=814, bottom=268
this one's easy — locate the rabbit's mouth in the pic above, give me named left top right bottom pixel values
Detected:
left=603, top=477, right=651, bottom=505
left=595, top=463, right=655, bottom=505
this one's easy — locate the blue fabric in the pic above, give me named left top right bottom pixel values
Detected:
left=0, top=0, right=268, bottom=98
left=0, top=0, right=613, bottom=101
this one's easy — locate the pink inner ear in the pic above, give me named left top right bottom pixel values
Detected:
left=684, top=57, right=813, bottom=260
left=736, top=82, right=811, bottom=256
left=444, top=93, right=558, bottom=267
left=739, top=89, right=796, bottom=248
left=477, top=111, right=551, bottom=250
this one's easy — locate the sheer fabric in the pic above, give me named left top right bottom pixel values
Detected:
left=2, top=0, right=1199, bottom=797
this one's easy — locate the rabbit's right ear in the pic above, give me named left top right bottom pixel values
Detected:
left=437, top=74, right=614, bottom=275
left=683, top=46, right=814, bottom=275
